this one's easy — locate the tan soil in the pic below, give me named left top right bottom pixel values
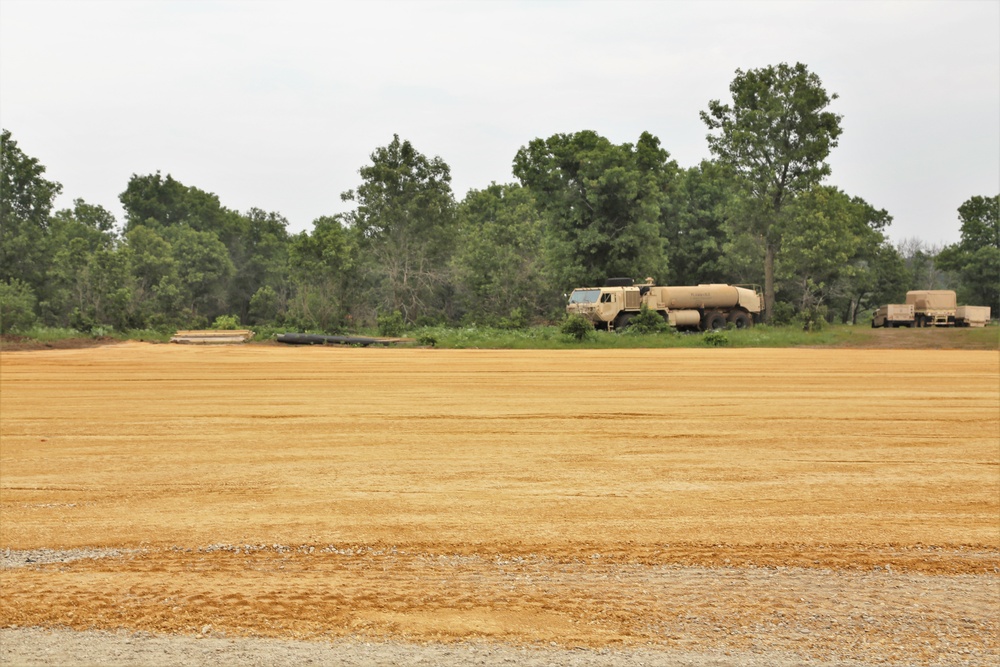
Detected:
left=1, top=344, right=997, bottom=666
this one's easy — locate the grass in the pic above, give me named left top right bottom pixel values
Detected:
left=3, top=323, right=997, bottom=351
left=409, top=323, right=999, bottom=350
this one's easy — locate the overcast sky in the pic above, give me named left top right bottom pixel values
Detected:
left=2, top=0, right=998, bottom=246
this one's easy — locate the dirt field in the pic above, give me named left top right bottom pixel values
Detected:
left=1, top=343, right=997, bottom=666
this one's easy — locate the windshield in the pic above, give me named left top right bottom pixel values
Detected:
left=568, top=289, right=601, bottom=304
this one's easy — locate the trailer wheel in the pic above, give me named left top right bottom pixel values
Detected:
left=728, top=311, right=752, bottom=329
left=702, top=311, right=727, bottom=331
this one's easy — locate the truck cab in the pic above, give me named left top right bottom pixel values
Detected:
left=566, top=285, right=641, bottom=329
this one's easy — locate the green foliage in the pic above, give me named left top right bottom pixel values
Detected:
left=377, top=310, right=406, bottom=337
left=627, top=304, right=671, bottom=334
left=342, top=135, right=457, bottom=324
left=560, top=314, right=596, bottom=341
left=452, top=183, right=555, bottom=324
left=665, top=161, right=732, bottom=286
left=702, top=62, right=843, bottom=320
left=0, top=279, right=38, bottom=333
left=416, top=332, right=438, bottom=347
left=212, top=314, right=241, bottom=329
left=935, top=195, right=999, bottom=309
left=248, top=285, right=280, bottom=324
left=797, top=304, right=829, bottom=332
left=702, top=331, right=729, bottom=346
left=513, top=130, right=676, bottom=288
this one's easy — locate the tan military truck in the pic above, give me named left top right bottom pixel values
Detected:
left=906, top=290, right=957, bottom=327
left=871, top=304, right=915, bottom=328
left=566, top=278, right=762, bottom=331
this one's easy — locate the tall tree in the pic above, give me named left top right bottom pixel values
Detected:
left=935, top=195, right=1000, bottom=309
left=452, top=183, right=554, bottom=324
left=663, top=161, right=732, bottom=286
left=513, top=131, right=676, bottom=289
left=701, top=62, right=843, bottom=321
left=341, top=135, right=457, bottom=323
left=0, top=130, right=63, bottom=306
left=776, top=186, right=891, bottom=317
left=287, top=215, right=359, bottom=331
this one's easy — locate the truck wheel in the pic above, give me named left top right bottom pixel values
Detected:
left=702, top=311, right=727, bottom=331
left=614, top=313, right=634, bottom=331
left=728, top=311, right=752, bottom=329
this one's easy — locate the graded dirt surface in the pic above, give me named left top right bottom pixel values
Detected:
left=1, top=344, right=998, bottom=666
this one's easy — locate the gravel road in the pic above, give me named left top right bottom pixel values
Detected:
left=0, top=627, right=917, bottom=667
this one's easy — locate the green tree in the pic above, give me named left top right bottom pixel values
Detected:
left=513, top=130, right=676, bottom=289
left=164, top=225, right=235, bottom=323
left=341, top=135, right=457, bottom=323
left=935, top=195, right=1000, bottom=309
left=124, top=225, right=183, bottom=328
left=452, top=183, right=555, bottom=324
left=287, top=215, right=359, bottom=331
left=0, top=130, right=63, bottom=306
left=776, top=186, right=889, bottom=316
left=230, top=208, right=290, bottom=322
left=46, top=200, right=123, bottom=328
left=896, top=238, right=959, bottom=292
left=664, top=161, right=732, bottom=286
left=702, top=62, right=843, bottom=321
left=0, top=279, right=38, bottom=333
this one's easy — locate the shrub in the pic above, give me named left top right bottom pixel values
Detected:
left=377, top=310, right=406, bottom=337
left=212, top=314, right=241, bottom=330
left=499, top=307, right=528, bottom=330
left=0, top=279, right=38, bottom=334
left=770, top=302, right=796, bottom=326
left=798, top=305, right=828, bottom=332
left=703, top=331, right=729, bottom=347
left=627, top=304, right=671, bottom=334
left=561, top=314, right=595, bottom=341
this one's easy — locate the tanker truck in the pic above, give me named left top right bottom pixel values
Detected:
left=566, top=278, right=763, bottom=331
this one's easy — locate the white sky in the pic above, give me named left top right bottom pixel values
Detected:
left=2, top=0, right=998, bottom=246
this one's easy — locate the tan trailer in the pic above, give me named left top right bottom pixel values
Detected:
left=954, top=306, right=991, bottom=328
left=872, top=304, right=915, bottom=328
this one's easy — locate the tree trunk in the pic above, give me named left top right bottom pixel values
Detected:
left=763, top=242, right=776, bottom=323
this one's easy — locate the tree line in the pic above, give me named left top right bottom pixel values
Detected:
left=1, top=63, right=996, bottom=335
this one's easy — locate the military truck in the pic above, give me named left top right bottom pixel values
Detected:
left=906, top=290, right=957, bottom=327
left=566, top=278, right=763, bottom=331
left=871, top=304, right=915, bottom=328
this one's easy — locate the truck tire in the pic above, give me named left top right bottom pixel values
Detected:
left=727, top=311, right=752, bottom=329
left=614, top=313, right=634, bottom=331
left=702, top=311, right=727, bottom=331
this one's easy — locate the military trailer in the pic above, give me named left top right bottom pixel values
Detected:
left=871, top=304, right=915, bottom=328
left=566, top=278, right=762, bottom=331
left=954, top=306, right=991, bottom=328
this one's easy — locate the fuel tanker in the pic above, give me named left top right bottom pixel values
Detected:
left=566, top=277, right=763, bottom=331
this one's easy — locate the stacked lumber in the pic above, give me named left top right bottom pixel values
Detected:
left=169, top=330, right=254, bottom=344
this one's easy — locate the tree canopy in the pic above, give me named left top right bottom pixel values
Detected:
left=701, top=62, right=843, bottom=320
